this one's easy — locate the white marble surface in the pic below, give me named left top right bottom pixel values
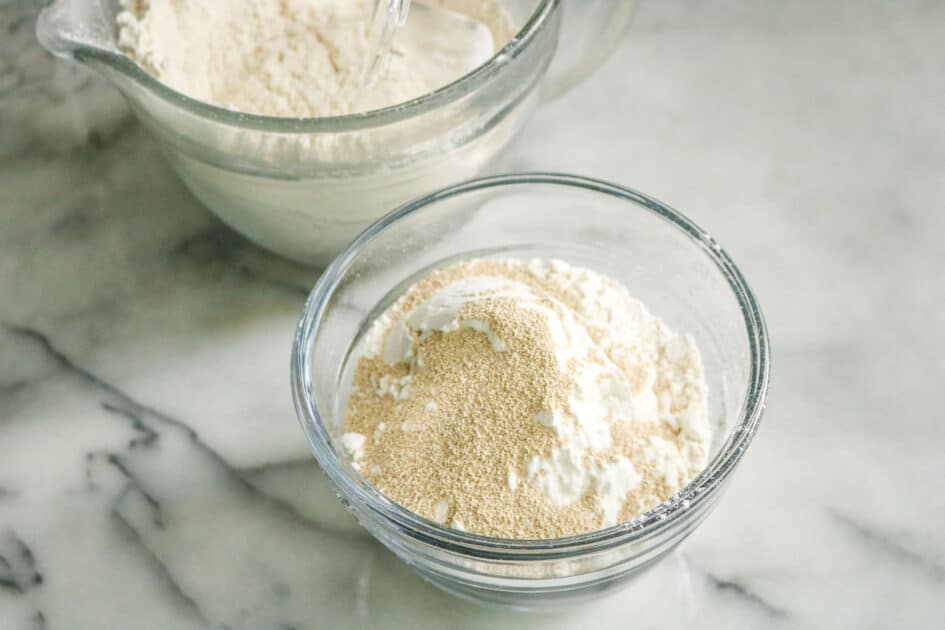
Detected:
left=2, top=0, right=944, bottom=627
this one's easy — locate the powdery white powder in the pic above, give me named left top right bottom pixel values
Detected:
left=116, top=0, right=514, bottom=117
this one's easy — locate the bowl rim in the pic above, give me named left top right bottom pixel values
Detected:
left=41, top=0, right=558, bottom=133
left=291, top=172, right=770, bottom=559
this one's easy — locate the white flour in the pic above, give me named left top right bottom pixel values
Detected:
left=116, top=0, right=514, bottom=117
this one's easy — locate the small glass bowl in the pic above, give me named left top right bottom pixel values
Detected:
left=291, top=174, right=770, bottom=608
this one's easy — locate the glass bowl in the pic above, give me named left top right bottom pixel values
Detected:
left=291, top=173, right=770, bottom=608
left=36, top=0, right=637, bottom=266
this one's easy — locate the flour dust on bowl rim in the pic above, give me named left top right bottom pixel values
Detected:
left=291, top=173, right=770, bottom=608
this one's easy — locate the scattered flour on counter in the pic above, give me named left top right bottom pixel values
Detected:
left=343, top=258, right=710, bottom=539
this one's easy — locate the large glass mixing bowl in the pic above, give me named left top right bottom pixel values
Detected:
left=292, top=174, right=770, bottom=608
left=36, top=0, right=636, bottom=265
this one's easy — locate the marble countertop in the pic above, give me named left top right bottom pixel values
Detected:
left=2, top=1, right=944, bottom=628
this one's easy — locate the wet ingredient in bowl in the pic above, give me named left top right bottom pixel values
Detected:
left=343, top=258, right=710, bottom=539
left=116, top=0, right=514, bottom=117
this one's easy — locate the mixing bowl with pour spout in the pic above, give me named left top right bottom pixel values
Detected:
left=37, top=0, right=637, bottom=265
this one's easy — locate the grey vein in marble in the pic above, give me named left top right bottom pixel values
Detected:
left=702, top=571, right=788, bottom=621
left=827, top=509, right=945, bottom=583
left=0, top=532, right=42, bottom=595
left=107, top=500, right=210, bottom=625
